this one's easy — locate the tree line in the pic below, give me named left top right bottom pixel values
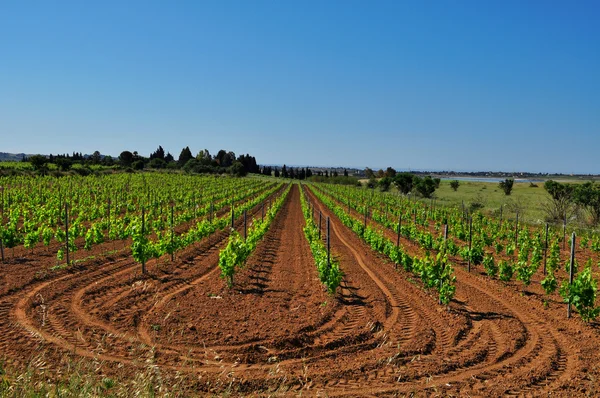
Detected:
left=365, top=167, right=441, bottom=198
left=23, top=146, right=261, bottom=177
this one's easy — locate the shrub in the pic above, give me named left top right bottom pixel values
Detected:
left=499, top=178, right=514, bottom=195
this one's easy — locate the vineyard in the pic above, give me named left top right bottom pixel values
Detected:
left=2, top=173, right=600, bottom=396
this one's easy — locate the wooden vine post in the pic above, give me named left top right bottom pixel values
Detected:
left=514, top=212, right=519, bottom=248
left=439, top=224, right=449, bottom=305
left=396, top=214, right=402, bottom=247
left=231, top=203, right=235, bottom=228
left=65, top=203, right=70, bottom=266
left=563, top=214, right=567, bottom=250
left=141, top=207, right=146, bottom=274
left=244, top=210, right=247, bottom=241
left=326, top=216, right=331, bottom=271
left=468, top=217, right=472, bottom=272
left=319, top=211, right=322, bottom=239
left=170, top=201, right=175, bottom=262
left=430, top=198, right=434, bottom=218
left=567, top=232, right=576, bottom=319
left=107, top=198, right=111, bottom=242
left=543, top=223, right=549, bottom=275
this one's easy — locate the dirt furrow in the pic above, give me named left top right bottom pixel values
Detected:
left=0, top=182, right=598, bottom=396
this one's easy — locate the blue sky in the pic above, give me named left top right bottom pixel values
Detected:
left=1, top=0, right=598, bottom=173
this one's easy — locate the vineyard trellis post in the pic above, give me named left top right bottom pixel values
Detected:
left=107, top=198, right=111, bottom=243
left=364, top=207, right=368, bottom=229
left=244, top=210, right=247, bottom=241
left=262, top=202, right=265, bottom=222
left=468, top=217, right=472, bottom=272
left=170, top=202, right=175, bottom=262
left=192, top=193, right=197, bottom=220
left=65, top=202, right=70, bottom=266
left=543, top=223, right=549, bottom=275
left=231, top=204, right=235, bottom=228
left=563, top=214, right=567, bottom=250
left=515, top=212, right=519, bottom=248
left=210, top=202, right=214, bottom=223
left=567, top=232, right=576, bottom=319
left=319, top=211, right=322, bottom=239
left=326, top=216, right=330, bottom=270
left=396, top=214, right=401, bottom=247
left=141, top=207, right=146, bottom=275
left=439, top=224, right=448, bottom=305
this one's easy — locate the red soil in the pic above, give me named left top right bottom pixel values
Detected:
left=0, top=184, right=599, bottom=396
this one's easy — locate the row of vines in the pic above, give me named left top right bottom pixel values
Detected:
left=0, top=173, right=280, bottom=269
left=307, top=184, right=456, bottom=305
left=310, top=183, right=600, bottom=320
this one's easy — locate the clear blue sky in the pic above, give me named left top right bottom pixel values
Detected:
left=1, top=0, right=598, bottom=173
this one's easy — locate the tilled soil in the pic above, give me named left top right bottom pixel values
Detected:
left=1, top=184, right=599, bottom=396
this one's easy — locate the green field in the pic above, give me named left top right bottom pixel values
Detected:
left=434, top=180, right=549, bottom=223
left=403, top=178, right=598, bottom=231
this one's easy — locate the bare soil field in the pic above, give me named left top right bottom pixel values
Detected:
left=1, top=184, right=600, bottom=396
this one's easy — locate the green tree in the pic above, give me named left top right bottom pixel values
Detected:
left=91, top=150, right=102, bottom=164
left=573, top=182, right=600, bottom=224
left=543, top=180, right=575, bottom=222
left=499, top=178, right=514, bottom=195
left=230, top=161, right=247, bottom=177
left=55, top=157, right=73, bottom=171
left=378, top=177, right=392, bottom=192
left=148, top=158, right=166, bottom=169
left=196, top=149, right=211, bottom=165
left=385, top=167, right=397, bottom=178
left=414, top=176, right=437, bottom=198
left=178, top=146, right=193, bottom=167
left=450, top=180, right=460, bottom=191
left=149, top=146, right=165, bottom=160
left=119, top=151, right=134, bottom=167
left=393, top=172, right=414, bottom=194
left=132, top=160, right=145, bottom=170
left=29, top=154, right=48, bottom=171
